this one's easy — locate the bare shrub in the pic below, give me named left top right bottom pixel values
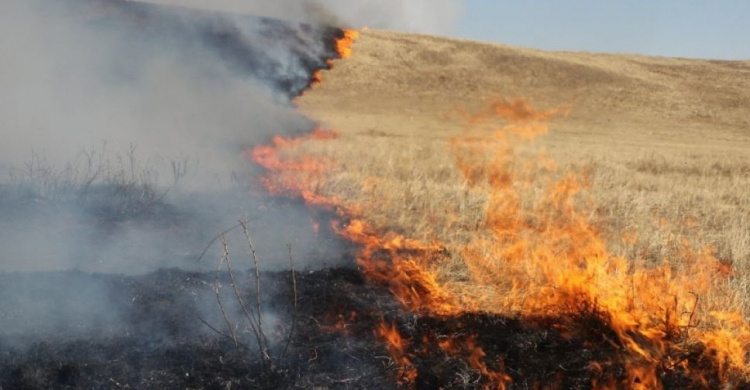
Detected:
left=5, top=144, right=190, bottom=217
left=201, top=218, right=298, bottom=371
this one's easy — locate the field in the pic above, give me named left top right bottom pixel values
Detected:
left=260, top=29, right=750, bottom=386
left=291, top=29, right=750, bottom=304
left=299, top=29, right=749, bottom=264
left=2, top=7, right=750, bottom=387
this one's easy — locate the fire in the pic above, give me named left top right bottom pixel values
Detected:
left=248, top=127, right=339, bottom=206
left=250, top=28, right=750, bottom=387
left=311, top=69, right=323, bottom=85
left=331, top=219, right=459, bottom=315
left=465, top=337, right=511, bottom=389
left=308, top=59, right=333, bottom=89
left=446, top=100, right=750, bottom=385
left=305, top=30, right=358, bottom=90
left=336, top=29, right=359, bottom=59
left=319, top=310, right=358, bottom=336
left=376, top=322, right=418, bottom=385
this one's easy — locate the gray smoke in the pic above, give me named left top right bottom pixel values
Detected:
left=0, top=0, right=352, bottom=346
left=0, top=0, right=323, bottom=185
left=0, top=0, right=347, bottom=276
left=140, top=0, right=465, bottom=34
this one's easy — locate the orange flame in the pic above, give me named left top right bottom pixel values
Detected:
left=305, top=30, right=358, bottom=92
left=249, top=34, right=749, bottom=386
left=336, top=29, right=359, bottom=59
left=311, top=69, right=323, bottom=85
left=248, top=127, right=339, bottom=206
left=376, top=322, right=418, bottom=385
left=447, top=100, right=750, bottom=385
left=465, top=337, right=512, bottom=389
left=319, top=311, right=357, bottom=336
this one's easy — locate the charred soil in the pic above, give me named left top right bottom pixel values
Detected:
left=1, top=266, right=745, bottom=389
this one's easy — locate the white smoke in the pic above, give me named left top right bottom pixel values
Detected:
left=0, top=0, right=341, bottom=275
left=137, top=0, right=464, bottom=34
left=0, top=0, right=317, bottom=186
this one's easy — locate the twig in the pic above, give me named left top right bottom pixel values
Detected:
left=109, top=378, right=131, bottom=388
left=332, top=374, right=365, bottom=384
left=195, top=223, right=243, bottom=264
left=196, top=314, right=232, bottom=340
left=194, top=216, right=260, bottom=264
left=281, top=241, right=298, bottom=359
left=240, top=219, right=269, bottom=356
left=685, top=293, right=700, bottom=336
left=223, top=236, right=267, bottom=369
left=213, top=234, right=248, bottom=367
left=308, top=348, right=318, bottom=363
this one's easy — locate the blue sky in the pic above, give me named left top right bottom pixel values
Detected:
left=456, top=0, right=749, bottom=60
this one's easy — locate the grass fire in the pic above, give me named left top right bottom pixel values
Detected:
left=1, top=1, right=748, bottom=389
left=253, top=28, right=750, bottom=390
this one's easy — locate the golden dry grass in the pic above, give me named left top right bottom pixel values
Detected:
left=291, top=30, right=750, bottom=314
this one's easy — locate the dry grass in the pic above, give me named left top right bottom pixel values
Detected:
left=289, top=30, right=750, bottom=314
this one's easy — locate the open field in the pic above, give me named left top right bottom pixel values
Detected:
left=293, top=29, right=750, bottom=302
left=3, top=5, right=749, bottom=386
left=248, top=29, right=750, bottom=385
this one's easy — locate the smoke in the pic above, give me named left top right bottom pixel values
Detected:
left=0, top=0, right=349, bottom=276
left=0, top=0, right=326, bottom=182
left=139, top=0, right=465, bottom=34
left=0, top=0, right=455, bottom=363
left=0, top=0, right=356, bottom=348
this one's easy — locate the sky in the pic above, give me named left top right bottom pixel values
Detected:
left=456, top=0, right=750, bottom=60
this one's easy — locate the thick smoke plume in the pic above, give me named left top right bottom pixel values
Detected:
left=0, top=0, right=351, bottom=347
left=0, top=0, right=349, bottom=275
left=1, top=0, right=326, bottom=181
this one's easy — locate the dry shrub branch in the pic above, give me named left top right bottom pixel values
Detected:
left=204, top=218, right=298, bottom=371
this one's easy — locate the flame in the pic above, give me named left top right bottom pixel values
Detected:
left=376, top=322, right=418, bottom=385
left=308, top=59, right=333, bottom=89
left=305, top=30, right=357, bottom=91
left=311, top=69, right=323, bottom=85
left=465, top=337, right=511, bottom=389
left=336, top=29, right=359, bottom=59
left=331, top=219, right=459, bottom=315
left=446, top=100, right=750, bottom=385
left=249, top=31, right=750, bottom=386
left=248, top=127, right=339, bottom=206
left=319, top=310, right=357, bottom=336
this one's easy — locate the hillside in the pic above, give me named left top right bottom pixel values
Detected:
left=296, top=29, right=749, bottom=276
left=256, top=29, right=750, bottom=387
left=2, top=13, right=749, bottom=387
left=301, top=30, right=749, bottom=139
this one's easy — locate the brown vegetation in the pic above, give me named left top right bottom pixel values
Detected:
left=293, top=29, right=749, bottom=300
left=261, top=29, right=750, bottom=384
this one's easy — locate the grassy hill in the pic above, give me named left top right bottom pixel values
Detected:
left=296, top=29, right=749, bottom=289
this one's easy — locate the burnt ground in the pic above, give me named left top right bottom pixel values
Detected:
left=0, top=177, right=744, bottom=389
left=0, top=267, right=395, bottom=390
left=1, top=265, right=747, bottom=389
left=9, top=1, right=740, bottom=389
